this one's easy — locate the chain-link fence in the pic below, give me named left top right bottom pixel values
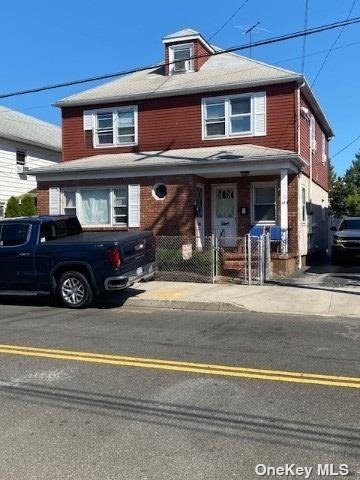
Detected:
left=155, top=236, right=215, bottom=283
left=155, top=234, right=271, bottom=285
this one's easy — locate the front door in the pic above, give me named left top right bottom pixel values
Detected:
left=195, top=184, right=204, bottom=249
left=212, top=185, right=237, bottom=244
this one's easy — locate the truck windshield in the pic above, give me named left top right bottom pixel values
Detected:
left=40, top=218, right=82, bottom=242
left=339, top=219, right=360, bottom=230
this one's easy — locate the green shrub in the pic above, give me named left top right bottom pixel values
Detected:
left=20, top=194, right=37, bottom=216
left=5, top=196, right=21, bottom=218
left=156, top=247, right=213, bottom=271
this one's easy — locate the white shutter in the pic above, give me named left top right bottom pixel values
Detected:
left=128, top=184, right=140, bottom=228
left=253, top=92, right=266, bottom=136
left=49, top=187, right=60, bottom=215
left=310, top=115, right=316, bottom=151
left=83, top=110, right=93, bottom=131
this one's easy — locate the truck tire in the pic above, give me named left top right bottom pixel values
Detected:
left=57, top=271, right=93, bottom=309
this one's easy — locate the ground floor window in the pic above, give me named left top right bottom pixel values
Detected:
left=0, top=202, right=4, bottom=218
left=252, top=183, right=276, bottom=223
left=61, top=186, right=137, bottom=227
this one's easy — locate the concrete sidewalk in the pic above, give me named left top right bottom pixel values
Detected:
left=124, top=280, right=360, bottom=317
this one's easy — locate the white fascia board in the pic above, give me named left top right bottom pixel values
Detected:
left=162, top=34, right=215, bottom=53
left=56, top=76, right=301, bottom=108
left=299, top=79, right=334, bottom=138
left=33, top=157, right=300, bottom=182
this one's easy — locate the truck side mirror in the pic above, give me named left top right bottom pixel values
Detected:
left=330, top=226, right=337, bottom=231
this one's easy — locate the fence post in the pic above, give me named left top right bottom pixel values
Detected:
left=259, top=235, right=264, bottom=285
left=247, top=234, right=252, bottom=286
left=211, top=234, right=216, bottom=283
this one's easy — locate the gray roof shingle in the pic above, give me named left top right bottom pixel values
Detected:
left=56, top=51, right=300, bottom=107
left=0, top=106, right=61, bottom=151
left=30, top=144, right=303, bottom=176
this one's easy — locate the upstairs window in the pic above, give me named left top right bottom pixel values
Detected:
left=202, top=92, right=266, bottom=139
left=86, top=106, right=137, bottom=147
left=169, top=44, right=193, bottom=74
left=16, top=150, right=26, bottom=166
left=16, top=150, right=27, bottom=176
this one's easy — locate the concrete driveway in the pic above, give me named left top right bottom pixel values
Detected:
left=273, top=258, right=360, bottom=288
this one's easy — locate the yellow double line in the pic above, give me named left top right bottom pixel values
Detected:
left=0, top=344, right=359, bottom=389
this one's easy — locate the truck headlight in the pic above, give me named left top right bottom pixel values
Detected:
left=333, top=236, right=342, bottom=245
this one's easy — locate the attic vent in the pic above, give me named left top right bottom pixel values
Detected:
left=216, top=153, right=243, bottom=160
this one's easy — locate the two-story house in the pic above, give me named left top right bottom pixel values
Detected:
left=0, top=106, right=61, bottom=217
left=31, top=28, right=333, bottom=274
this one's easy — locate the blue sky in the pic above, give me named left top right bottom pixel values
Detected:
left=1, top=0, right=359, bottom=175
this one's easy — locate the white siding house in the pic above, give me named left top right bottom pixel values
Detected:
left=0, top=106, right=61, bottom=216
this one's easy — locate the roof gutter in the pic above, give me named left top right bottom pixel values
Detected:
left=30, top=153, right=305, bottom=179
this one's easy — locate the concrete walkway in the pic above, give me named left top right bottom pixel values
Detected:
left=124, top=280, right=360, bottom=317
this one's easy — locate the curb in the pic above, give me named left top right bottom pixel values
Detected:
left=124, top=297, right=248, bottom=312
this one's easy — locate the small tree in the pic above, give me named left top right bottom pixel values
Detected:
left=5, top=196, right=21, bottom=218
left=346, top=192, right=360, bottom=216
left=20, top=194, right=37, bottom=216
left=329, top=176, right=349, bottom=217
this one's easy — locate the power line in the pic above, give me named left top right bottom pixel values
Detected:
left=331, top=133, right=360, bottom=160
left=301, top=0, right=309, bottom=73
left=0, top=16, right=360, bottom=101
left=208, top=0, right=249, bottom=40
left=311, top=0, right=357, bottom=87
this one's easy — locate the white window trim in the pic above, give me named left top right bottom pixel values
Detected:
left=168, top=43, right=194, bottom=74
left=251, top=181, right=277, bottom=225
left=61, top=186, right=131, bottom=228
left=201, top=93, right=264, bottom=140
left=91, top=105, right=138, bottom=148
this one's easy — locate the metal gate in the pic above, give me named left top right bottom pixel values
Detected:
left=216, top=234, right=271, bottom=285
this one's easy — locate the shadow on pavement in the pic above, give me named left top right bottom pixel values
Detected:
left=0, top=287, right=144, bottom=310
left=0, top=381, right=358, bottom=456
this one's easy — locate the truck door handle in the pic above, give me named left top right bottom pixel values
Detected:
left=18, top=252, right=31, bottom=257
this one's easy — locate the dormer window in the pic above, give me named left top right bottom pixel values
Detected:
left=169, top=44, right=193, bottom=74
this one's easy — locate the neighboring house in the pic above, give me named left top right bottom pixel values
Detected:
left=31, top=28, right=333, bottom=274
left=0, top=106, right=61, bottom=217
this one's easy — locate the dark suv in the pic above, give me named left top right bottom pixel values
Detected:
left=331, top=217, right=360, bottom=264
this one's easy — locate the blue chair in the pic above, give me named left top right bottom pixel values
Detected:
left=269, top=225, right=281, bottom=241
left=249, top=225, right=265, bottom=237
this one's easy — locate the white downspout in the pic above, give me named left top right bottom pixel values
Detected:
left=297, top=85, right=303, bottom=269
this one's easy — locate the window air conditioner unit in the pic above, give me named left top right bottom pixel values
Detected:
left=16, top=164, right=24, bottom=174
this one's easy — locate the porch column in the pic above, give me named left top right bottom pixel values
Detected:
left=280, top=169, right=288, bottom=254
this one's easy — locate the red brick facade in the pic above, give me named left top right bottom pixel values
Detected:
left=37, top=173, right=299, bottom=254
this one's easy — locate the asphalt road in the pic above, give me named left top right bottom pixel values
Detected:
left=0, top=298, right=359, bottom=480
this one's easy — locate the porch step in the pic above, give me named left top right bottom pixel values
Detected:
left=223, top=260, right=245, bottom=270
left=223, top=252, right=245, bottom=261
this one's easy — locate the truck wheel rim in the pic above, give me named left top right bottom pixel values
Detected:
left=61, top=278, right=85, bottom=305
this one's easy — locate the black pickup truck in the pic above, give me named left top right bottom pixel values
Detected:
left=0, top=216, right=156, bottom=308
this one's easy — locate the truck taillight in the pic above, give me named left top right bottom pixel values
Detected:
left=108, top=247, right=121, bottom=268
